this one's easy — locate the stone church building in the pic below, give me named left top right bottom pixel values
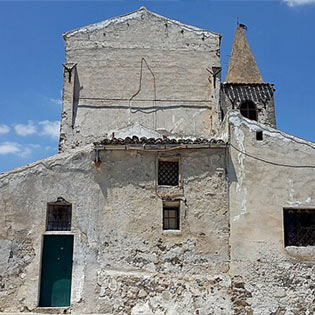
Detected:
left=1, top=7, right=315, bottom=315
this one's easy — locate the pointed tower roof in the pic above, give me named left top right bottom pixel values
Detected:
left=225, top=25, right=263, bottom=83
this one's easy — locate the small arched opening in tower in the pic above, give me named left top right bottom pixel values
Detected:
left=240, top=100, right=257, bottom=121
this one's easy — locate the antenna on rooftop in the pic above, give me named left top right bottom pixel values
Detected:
left=239, top=23, right=248, bottom=31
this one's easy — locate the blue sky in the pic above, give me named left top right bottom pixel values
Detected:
left=0, top=0, right=314, bottom=173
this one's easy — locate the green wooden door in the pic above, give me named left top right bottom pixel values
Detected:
left=39, top=235, right=74, bottom=307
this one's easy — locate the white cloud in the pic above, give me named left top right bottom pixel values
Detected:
left=40, top=120, right=60, bottom=139
left=15, top=121, right=37, bottom=136
left=0, top=142, right=32, bottom=157
left=48, top=90, right=63, bottom=106
left=49, top=98, right=62, bottom=105
left=19, top=147, right=32, bottom=158
left=45, top=145, right=56, bottom=151
left=283, top=0, right=315, bottom=6
left=0, top=124, right=10, bottom=136
left=0, top=142, right=43, bottom=158
left=0, top=142, right=20, bottom=155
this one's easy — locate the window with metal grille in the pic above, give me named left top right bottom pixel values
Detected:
left=163, top=202, right=180, bottom=230
left=240, top=101, right=257, bottom=121
left=47, top=198, right=72, bottom=231
left=158, top=160, right=179, bottom=186
left=283, top=208, right=315, bottom=246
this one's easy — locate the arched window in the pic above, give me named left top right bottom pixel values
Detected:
left=240, top=101, right=257, bottom=121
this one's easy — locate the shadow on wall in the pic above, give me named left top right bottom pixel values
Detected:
left=93, top=149, right=224, bottom=201
left=226, top=149, right=238, bottom=185
left=72, top=68, right=82, bottom=127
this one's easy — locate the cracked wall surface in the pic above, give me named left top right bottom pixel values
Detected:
left=229, top=113, right=315, bottom=314
left=0, top=145, right=230, bottom=314
left=59, top=8, right=221, bottom=152
left=2, top=7, right=315, bottom=315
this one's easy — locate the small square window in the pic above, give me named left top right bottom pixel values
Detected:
left=47, top=200, right=72, bottom=231
left=158, top=160, right=179, bottom=186
left=163, top=202, right=180, bottom=230
left=256, top=131, right=263, bottom=141
left=283, top=208, right=315, bottom=246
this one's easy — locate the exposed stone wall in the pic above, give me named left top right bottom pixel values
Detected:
left=229, top=113, right=315, bottom=314
left=0, top=145, right=229, bottom=314
left=3, top=112, right=315, bottom=314
left=59, top=8, right=222, bottom=152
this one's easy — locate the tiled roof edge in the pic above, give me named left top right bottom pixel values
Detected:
left=94, top=136, right=225, bottom=146
left=222, top=82, right=274, bottom=86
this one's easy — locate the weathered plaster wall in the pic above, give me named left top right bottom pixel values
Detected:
left=0, top=145, right=229, bottom=314
left=59, top=8, right=222, bottom=152
left=229, top=113, right=315, bottom=314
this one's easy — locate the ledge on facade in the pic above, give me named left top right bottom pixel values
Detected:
left=285, top=246, right=315, bottom=260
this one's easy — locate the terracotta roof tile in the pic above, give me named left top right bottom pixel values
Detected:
left=221, top=83, right=274, bottom=103
left=95, top=136, right=225, bottom=146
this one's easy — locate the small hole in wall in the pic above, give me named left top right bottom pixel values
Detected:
left=256, top=131, right=263, bottom=141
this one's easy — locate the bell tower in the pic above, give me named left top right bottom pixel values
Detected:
left=220, top=24, right=276, bottom=127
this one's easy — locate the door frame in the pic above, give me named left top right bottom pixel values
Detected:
left=37, top=231, right=75, bottom=308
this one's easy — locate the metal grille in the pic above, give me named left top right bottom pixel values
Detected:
left=47, top=204, right=72, bottom=231
left=284, top=209, right=315, bottom=246
left=163, top=205, right=180, bottom=230
left=158, top=160, right=179, bottom=186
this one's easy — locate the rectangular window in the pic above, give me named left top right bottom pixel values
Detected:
left=256, top=131, right=263, bottom=141
left=283, top=208, right=315, bottom=246
left=47, top=201, right=72, bottom=231
left=158, top=160, right=179, bottom=186
left=163, top=201, right=180, bottom=230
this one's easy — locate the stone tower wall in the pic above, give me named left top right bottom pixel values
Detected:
left=59, top=9, right=222, bottom=152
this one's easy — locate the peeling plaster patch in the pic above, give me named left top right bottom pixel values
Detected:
left=97, top=270, right=231, bottom=314
left=229, top=113, right=315, bottom=149
left=287, top=197, right=312, bottom=207
left=192, top=109, right=207, bottom=134
left=171, top=118, right=185, bottom=133
left=71, top=235, right=85, bottom=303
left=233, top=124, right=248, bottom=221
left=233, top=188, right=248, bottom=222
left=287, top=178, right=312, bottom=206
left=110, top=122, right=163, bottom=139
left=234, top=126, right=245, bottom=192
left=131, top=301, right=153, bottom=315
left=289, top=179, right=295, bottom=201
left=192, top=111, right=199, bottom=134
left=0, top=144, right=93, bottom=181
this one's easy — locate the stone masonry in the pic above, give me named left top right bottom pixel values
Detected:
left=1, top=7, right=315, bottom=315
